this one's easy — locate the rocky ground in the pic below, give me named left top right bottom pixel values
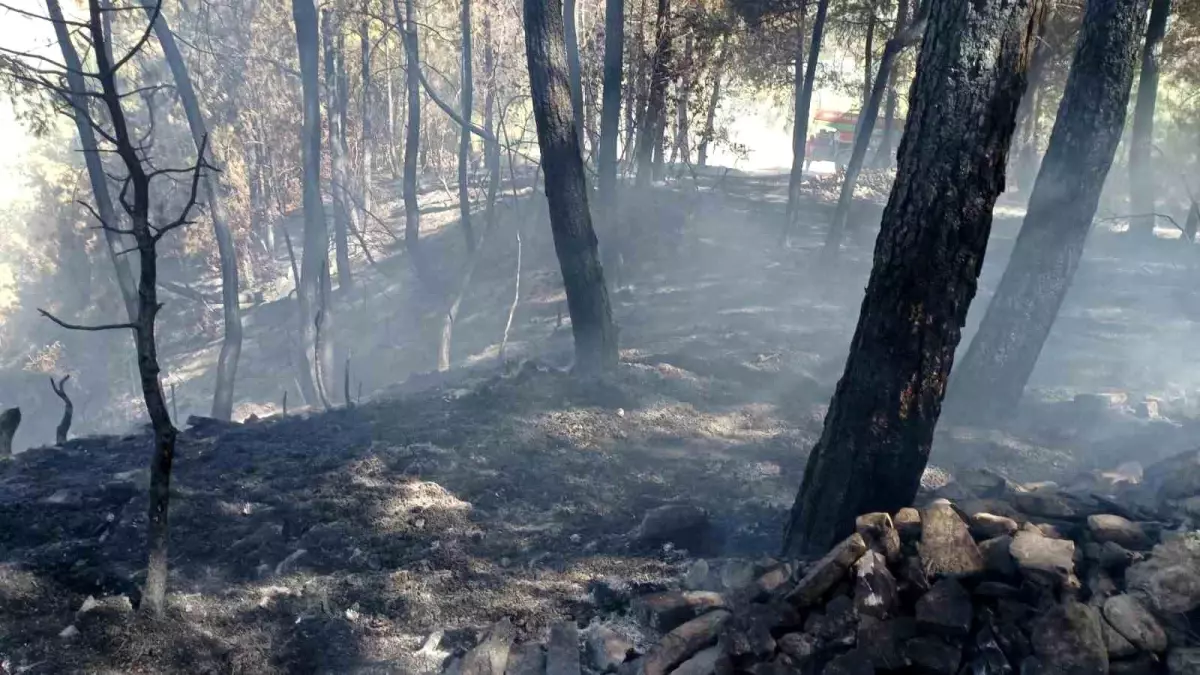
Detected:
left=2, top=172, right=1200, bottom=673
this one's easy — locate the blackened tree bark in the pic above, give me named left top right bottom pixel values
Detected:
left=148, top=6, right=243, bottom=421
left=483, top=13, right=500, bottom=230
left=635, top=0, right=672, bottom=187
left=598, top=0, right=624, bottom=204
left=360, top=13, right=373, bottom=227
left=698, top=33, right=729, bottom=167
left=524, top=0, right=620, bottom=373
left=323, top=12, right=355, bottom=292
left=672, top=34, right=694, bottom=166
left=397, top=0, right=422, bottom=258
left=292, top=0, right=324, bottom=406
left=458, top=0, right=476, bottom=253
left=822, top=0, right=917, bottom=255
left=785, top=0, right=828, bottom=238
left=46, top=0, right=138, bottom=324
left=565, top=0, right=587, bottom=150
left=783, top=0, right=1045, bottom=556
left=949, top=0, right=1150, bottom=425
left=1129, top=0, right=1170, bottom=238
left=50, top=376, right=72, bottom=445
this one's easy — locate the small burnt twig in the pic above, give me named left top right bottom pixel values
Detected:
left=49, top=374, right=73, bottom=444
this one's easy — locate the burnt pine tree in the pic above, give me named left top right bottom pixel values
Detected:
left=783, top=0, right=1046, bottom=556
left=949, top=0, right=1151, bottom=425
left=597, top=0, right=625, bottom=284
left=565, top=0, right=587, bottom=148
left=292, top=0, right=324, bottom=406
left=323, top=11, right=355, bottom=292
left=784, top=0, right=830, bottom=239
left=146, top=5, right=244, bottom=421
left=524, top=0, right=620, bottom=373
left=396, top=0, right=423, bottom=260
left=1129, top=0, right=1171, bottom=239
left=635, top=0, right=672, bottom=187
left=36, top=0, right=211, bottom=615
left=459, top=0, right=476, bottom=253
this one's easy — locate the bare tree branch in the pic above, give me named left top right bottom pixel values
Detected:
left=38, top=308, right=135, bottom=332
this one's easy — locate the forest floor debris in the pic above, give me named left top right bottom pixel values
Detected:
left=3, top=174, right=1200, bottom=672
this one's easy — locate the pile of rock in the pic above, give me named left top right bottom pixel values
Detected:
left=442, top=459, right=1200, bottom=674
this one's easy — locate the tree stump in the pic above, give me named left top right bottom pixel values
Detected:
left=0, top=407, right=21, bottom=458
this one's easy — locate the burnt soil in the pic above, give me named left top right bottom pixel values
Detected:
left=3, top=171, right=1200, bottom=673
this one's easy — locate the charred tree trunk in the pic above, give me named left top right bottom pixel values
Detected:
left=565, top=0, right=587, bottom=152
left=46, top=0, right=138, bottom=324
left=598, top=0, right=625, bottom=285
left=949, top=0, right=1149, bottom=425
left=673, top=34, right=694, bottom=167
left=483, top=14, right=500, bottom=230
left=397, top=0, right=422, bottom=259
left=83, top=0, right=195, bottom=615
left=50, top=376, right=72, bottom=445
left=785, top=0, right=828, bottom=239
left=323, top=13, right=355, bottom=292
left=292, top=0, right=324, bottom=406
left=698, top=34, right=729, bottom=168
left=783, top=0, right=1045, bottom=556
left=1129, top=0, right=1170, bottom=239
left=360, top=14, right=373, bottom=229
left=822, top=0, right=915, bottom=255
left=148, top=7, right=243, bottom=421
left=524, top=0, right=620, bottom=373
left=635, top=0, right=671, bottom=187
left=458, top=0, right=476, bottom=253
left=0, top=408, right=19, bottom=458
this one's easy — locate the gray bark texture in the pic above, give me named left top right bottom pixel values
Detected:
left=524, top=0, right=620, bottom=373
left=785, top=0, right=828, bottom=238
left=1128, top=0, right=1170, bottom=238
left=949, top=0, right=1150, bottom=425
left=147, top=6, right=243, bottom=421
left=783, top=0, right=1046, bottom=557
left=293, top=0, right=324, bottom=406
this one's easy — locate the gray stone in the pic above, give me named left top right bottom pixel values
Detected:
left=803, top=595, right=858, bottom=644
left=919, top=501, right=985, bottom=579
left=856, top=616, right=916, bottom=670
left=971, top=625, right=1013, bottom=675
left=667, top=645, right=721, bottom=675
left=915, top=578, right=972, bottom=638
left=638, top=609, right=730, bottom=675
left=1103, top=595, right=1167, bottom=653
left=1102, top=617, right=1138, bottom=659
left=683, top=560, right=714, bottom=591
left=1110, top=654, right=1162, bottom=675
left=895, top=507, right=922, bottom=542
left=1127, top=533, right=1200, bottom=615
left=895, top=555, right=930, bottom=597
left=822, top=649, right=874, bottom=675
left=1169, top=648, right=1200, bottom=674
left=460, top=618, right=515, bottom=675
left=1014, top=489, right=1098, bottom=521
left=719, top=560, right=757, bottom=592
left=975, top=582, right=1022, bottom=599
left=856, top=512, right=901, bottom=562
left=972, top=513, right=1020, bottom=539
left=904, top=636, right=962, bottom=675
left=785, top=533, right=867, bottom=607
left=754, top=564, right=793, bottom=598
left=1141, top=449, right=1200, bottom=504
left=505, top=643, right=546, bottom=675
left=853, top=550, right=898, bottom=619
left=43, top=488, right=84, bottom=507
left=1100, top=541, right=1141, bottom=571
left=634, top=504, right=710, bottom=549
left=586, top=625, right=632, bottom=673
left=1010, top=529, right=1075, bottom=587
left=777, top=632, right=819, bottom=664
left=631, top=591, right=726, bottom=632
left=1029, top=601, right=1108, bottom=675
left=957, top=468, right=1014, bottom=499
left=1089, top=515, right=1152, bottom=551
left=979, top=535, right=1017, bottom=578
left=546, top=621, right=581, bottom=675
left=719, top=603, right=797, bottom=660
